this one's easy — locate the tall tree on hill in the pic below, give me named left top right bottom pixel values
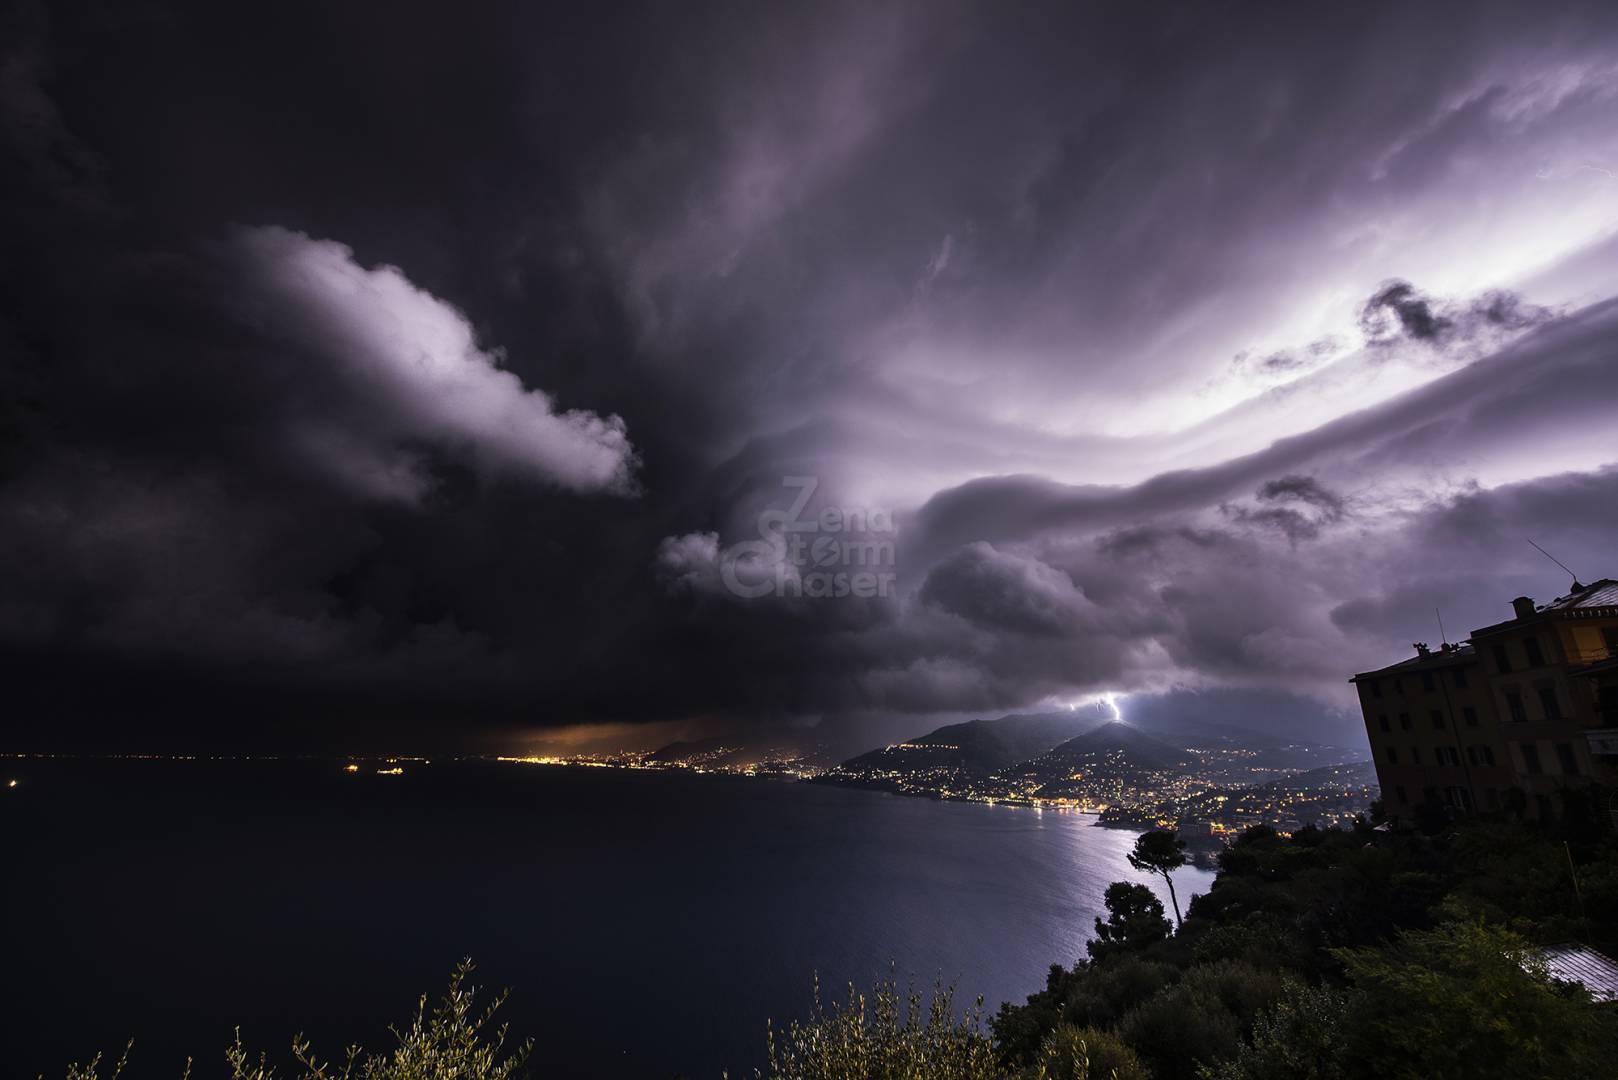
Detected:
left=1128, top=829, right=1188, bottom=928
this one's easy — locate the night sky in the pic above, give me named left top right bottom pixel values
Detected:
left=4, top=1, right=1618, bottom=754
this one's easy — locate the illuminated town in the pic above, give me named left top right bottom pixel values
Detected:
left=490, top=715, right=1378, bottom=847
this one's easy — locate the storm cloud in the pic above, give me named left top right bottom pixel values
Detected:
left=229, top=225, right=639, bottom=501
left=4, top=0, right=1618, bottom=752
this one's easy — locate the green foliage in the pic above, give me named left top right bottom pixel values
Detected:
left=763, top=973, right=1001, bottom=1080
left=1331, top=920, right=1618, bottom=1080
left=1186, top=916, right=1308, bottom=972
left=1201, top=980, right=1350, bottom=1080
left=1060, top=958, right=1180, bottom=1032
left=992, top=965, right=1080, bottom=1067
left=1087, top=882, right=1171, bottom=961
left=1115, top=980, right=1240, bottom=1080
left=1023, top=1025, right=1147, bottom=1080
left=1003, top=817, right=1618, bottom=1080
left=53, top=961, right=528, bottom=1080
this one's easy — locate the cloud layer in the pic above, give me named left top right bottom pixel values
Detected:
left=4, top=0, right=1618, bottom=751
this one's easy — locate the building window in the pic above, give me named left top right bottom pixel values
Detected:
left=1482, top=746, right=1495, bottom=766
left=1386, top=746, right=1399, bottom=765
left=1430, top=709, right=1445, bottom=730
left=1411, top=746, right=1422, bottom=765
left=1537, top=686, right=1562, bottom=722
left=1378, top=713, right=1391, bottom=733
left=1505, top=691, right=1527, bottom=723
left=1603, top=627, right=1618, bottom=658
left=1521, top=742, right=1542, bottom=775
left=1453, top=667, right=1468, bottom=689
left=1421, top=671, right=1435, bottom=692
left=1370, top=678, right=1383, bottom=699
left=1395, top=785, right=1408, bottom=804
left=1524, top=637, right=1545, bottom=667
left=1394, top=677, right=1404, bottom=696
left=1449, top=747, right=1462, bottom=766
left=1399, top=712, right=1412, bottom=731
left=1466, top=746, right=1478, bottom=765
left=1556, top=743, right=1580, bottom=776
left=1493, top=644, right=1511, bottom=674
left=1463, top=706, right=1479, bottom=727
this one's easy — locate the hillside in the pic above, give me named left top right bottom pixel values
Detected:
left=829, top=708, right=1109, bottom=791
left=1041, top=721, right=1190, bottom=771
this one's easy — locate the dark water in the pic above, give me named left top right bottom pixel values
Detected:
left=2, top=759, right=1212, bottom=1079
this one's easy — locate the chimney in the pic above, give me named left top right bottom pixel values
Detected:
left=1414, top=642, right=1430, bottom=657
left=1511, top=596, right=1536, bottom=620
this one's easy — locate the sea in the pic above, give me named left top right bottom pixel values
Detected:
left=2, top=758, right=1214, bottom=1079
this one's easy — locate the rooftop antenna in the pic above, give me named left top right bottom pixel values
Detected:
left=1435, top=608, right=1449, bottom=647
left=1526, top=539, right=1581, bottom=589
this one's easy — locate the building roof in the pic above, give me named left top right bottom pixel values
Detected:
left=1543, top=579, right=1618, bottom=614
left=1472, top=578, right=1618, bottom=637
left=1540, top=944, right=1618, bottom=1003
left=1350, top=643, right=1476, bottom=681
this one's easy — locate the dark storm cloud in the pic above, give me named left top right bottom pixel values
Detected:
left=1360, top=281, right=1455, bottom=343
left=1219, top=475, right=1348, bottom=545
left=1359, top=280, right=1556, bottom=349
left=4, top=0, right=1618, bottom=750
left=918, top=542, right=1096, bottom=638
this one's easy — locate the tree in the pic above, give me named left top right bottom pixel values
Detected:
left=1127, top=829, right=1188, bottom=928
left=1088, top=882, right=1171, bottom=959
left=1331, top=920, right=1618, bottom=1080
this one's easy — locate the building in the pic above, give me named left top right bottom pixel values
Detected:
left=1352, top=579, right=1618, bottom=823
left=1537, top=944, right=1618, bottom=1004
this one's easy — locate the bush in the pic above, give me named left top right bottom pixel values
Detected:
left=1116, top=981, right=1241, bottom=1080
left=1173, top=960, right=1285, bottom=1029
left=1202, top=979, right=1350, bottom=1080
left=1333, top=921, right=1618, bottom=1080
left=1061, top=957, right=1179, bottom=1031
left=1025, top=1025, right=1147, bottom=1080
left=763, top=973, right=1001, bottom=1080
left=56, top=961, right=529, bottom=1080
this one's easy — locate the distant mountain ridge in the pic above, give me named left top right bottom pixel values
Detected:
left=1021, top=721, right=1190, bottom=773
left=647, top=736, right=740, bottom=763
left=840, top=708, right=1110, bottom=777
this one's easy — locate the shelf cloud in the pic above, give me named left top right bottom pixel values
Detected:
left=4, top=0, right=1618, bottom=750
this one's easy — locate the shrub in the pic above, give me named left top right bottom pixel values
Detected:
left=1332, top=921, right=1618, bottom=1080
left=1201, top=980, right=1350, bottom=1080
left=763, top=973, right=1001, bottom=1080
left=1025, top=1025, right=1147, bottom=1080
left=55, top=961, right=529, bottom=1080
left=1061, top=957, right=1179, bottom=1030
left=1116, top=981, right=1241, bottom=1080
left=1173, top=960, right=1286, bottom=1029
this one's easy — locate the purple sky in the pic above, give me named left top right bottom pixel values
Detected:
left=4, top=1, right=1617, bottom=753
